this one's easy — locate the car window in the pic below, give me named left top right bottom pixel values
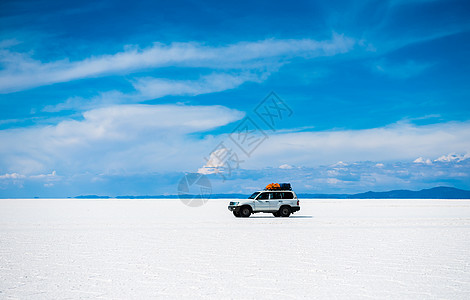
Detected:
left=257, top=192, right=269, bottom=200
left=271, top=192, right=282, bottom=199
left=248, top=192, right=260, bottom=199
left=281, top=192, right=293, bottom=199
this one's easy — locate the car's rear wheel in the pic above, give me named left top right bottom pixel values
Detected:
left=233, top=211, right=241, bottom=217
left=272, top=211, right=280, bottom=217
left=239, top=206, right=251, bottom=218
left=279, top=206, right=291, bottom=217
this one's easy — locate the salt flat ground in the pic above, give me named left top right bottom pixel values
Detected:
left=1, top=199, right=470, bottom=299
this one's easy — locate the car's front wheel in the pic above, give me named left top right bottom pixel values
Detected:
left=239, top=206, right=252, bottom=218
left=279, top=206, right=291, bottom=217
left=233, top=211, right=241, bottom=217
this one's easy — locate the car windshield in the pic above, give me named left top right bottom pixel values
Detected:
left=248, top=192, right=260, bottom=199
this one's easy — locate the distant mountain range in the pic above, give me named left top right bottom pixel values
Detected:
left=361, top=186, right=470, bottom=199
left=302, top=187, right=470, bottom=199
left=75, top=186, right=470, bottom=199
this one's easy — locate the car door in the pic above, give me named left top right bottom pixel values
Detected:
left=270, top=192, right=282, bottom=210
left=254, top=192, right=271, bottom=211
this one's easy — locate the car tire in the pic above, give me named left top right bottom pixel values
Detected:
left=240, top=206, right=251, bottom=218
left=233, top=211, right=241, bottom=217
left=279, top=206, right=291, bottom=217
left=272, top=211, right=280, bottom=217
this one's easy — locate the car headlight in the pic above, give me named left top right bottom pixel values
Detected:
left=229, top=201, right=239, bottom=206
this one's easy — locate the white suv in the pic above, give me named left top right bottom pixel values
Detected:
left=228, top=190, right=300, bottom=218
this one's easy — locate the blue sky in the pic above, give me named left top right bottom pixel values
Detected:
left=0, top=0, right=469, bottom=197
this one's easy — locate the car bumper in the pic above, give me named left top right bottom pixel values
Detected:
left=291, top=206, right=300, bottom=213
left=228, top=206, right=240, bottom=212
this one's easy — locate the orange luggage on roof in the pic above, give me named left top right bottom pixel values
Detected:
left=265, top=183, right=281, bottom=190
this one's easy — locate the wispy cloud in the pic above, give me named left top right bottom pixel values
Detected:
left=389, top=0, right=443, bottom=7
left=0, top=34, right=355, bottom=93
left=374, top=59, right=433, bottom=78
left=133, top=72, right=265, bottom=99
left=0, top=39, right=21, bottom=48
left=41, top=91, right=132, bottom=113
left=42, top=72, right=265, bottom=113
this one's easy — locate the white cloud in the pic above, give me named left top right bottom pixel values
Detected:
left=0, top=171, right=58, bottom=181
left=434, top=153, right=470, bottom=162
left=193, top=120, right=470, bottom=184
left=242, top=121, right=470, bottom=169
left=0, top=173, right=26, bottom=179
left=0, top=172, right=26, bottom=189
left=2, top=104, right=469, bottom=189
left=213, top=157, right=470, bottom=194
left=0, top=171, right=59, bottom=190
left=326, top=178, right=341, bottom=185
left=0, top=104, right=244, bottom=175
left=197, top=148, right=230, bottom=175
left=0, top=34, right=355, bottom=93
left=29, top=170, right=57, bottom=179
left=331, top=161, right=348, bottom=167
left=413, top=157, right=432, bottom=165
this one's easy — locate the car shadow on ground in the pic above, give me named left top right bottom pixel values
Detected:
left=248, top=215, right=313, bottom=219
